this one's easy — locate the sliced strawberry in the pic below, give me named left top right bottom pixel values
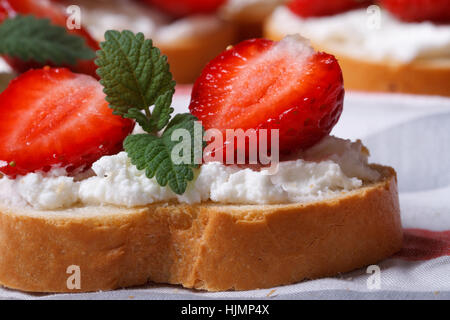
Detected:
left=142, top=0, right=226, bottom=17
left=189, top=36, right=344, bottom=159
left=380, top=0, right=450, bottom=23
left=0, top=0, right=99, bottom=78
left=288, top=0, right=373, bottom=17
left=0, top=68, right=134, bottom=177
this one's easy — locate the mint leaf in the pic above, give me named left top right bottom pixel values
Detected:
left=96, top=30, right=205, bottom=195
left=149, top=90, right=174, bottom=132
left=122, top=91, right=174, bottom=133
left=0, top=15, right=95, bottom=66
left=95, top=30, right=175, bottom=132
left=124, top=113, right=203, bottom=195
left=123, top=108, right=153, bottom=132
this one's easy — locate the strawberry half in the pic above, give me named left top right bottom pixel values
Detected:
left=189, top=36, right=344, bottom=159
left=0, top=68, right=134, bottom=177
left=380, top=0, right=450, bottom=23
left=288, top=0, right=373, bottom=17
left=142, top=0, right=226, bottom=17
left=0, top=0, right=99, bottom=78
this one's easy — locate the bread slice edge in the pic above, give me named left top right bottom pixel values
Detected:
left=0, top=164, right=402, bottom=293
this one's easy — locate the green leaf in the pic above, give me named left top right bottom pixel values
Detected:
left=95, top=30, right=175, bottom=132
left=96, top=30, right=206, bottom=195
left=123, top=108, right=153, bottom=132
left=124, top=114, right=203, bottom=195
left=123, top=134, right=156, bottom=170
left=148, top=90, right=174, bottom=132
left=0, top=15, right=95, bottom=66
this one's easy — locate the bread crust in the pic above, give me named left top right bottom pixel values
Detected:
left=265, top=21, right=450, bottom=97
left=0, top=165, right=402, bottom=293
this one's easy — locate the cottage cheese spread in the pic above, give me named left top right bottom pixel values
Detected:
left=0, top=59, right=11, bottom=74
left=69, top=0, right=224, bottom=44
left=270, top=6, right=450, bottom=62
left=0, top=136, right=380, bottom=210
left=0, top=59, right=14, bottom=93
left=220, top=0, right=285, bottom=21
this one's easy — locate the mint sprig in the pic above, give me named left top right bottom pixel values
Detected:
left=124, top=114, right=203, bottom=194
left=0, top=15, right=95, bottom=65
left=96, top=30, right=175, bottom=132
left=96, top=30, right=203, bottom=195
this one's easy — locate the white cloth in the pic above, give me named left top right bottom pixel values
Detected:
left=1, top=90, right=449, bottom=300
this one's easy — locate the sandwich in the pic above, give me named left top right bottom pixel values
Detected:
left=264, top=0, right=450, bottom=96
left=0, top=20, right=402, bottom=292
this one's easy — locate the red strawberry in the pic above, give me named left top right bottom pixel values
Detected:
left=0, top=0, right=99, bottom=78
left=0, top=1, right=9, bottom=21
left=142, top=0, right=226, bottom=17
left=288, top=0, right=373, bottom=17
left=0, top=67, right=134, bottom=177
left=189, top=36, right=344, bottom=159
left=380, top=0, right=450, bottom=23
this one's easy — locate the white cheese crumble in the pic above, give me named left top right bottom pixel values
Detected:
left=219, top=0, right=285, bottom=21
left=0, top=136, right=380, bottom=210
left=269, top=6, right=450, bottom=63
left=66, top=0, right=224, bottom=44
left=0, top=172, right=79, bottom=210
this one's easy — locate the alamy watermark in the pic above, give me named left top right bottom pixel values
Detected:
left=66, top=264, right=81, bottom=290
left=66, top=5, right=81, bottom=30
left=366, top=265, right=381, bottom=290
left=170, top=121, right=281, bottom=174
left=366, top=5, right=382, bottom=30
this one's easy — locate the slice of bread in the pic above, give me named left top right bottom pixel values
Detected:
left=0, top=164, right=402, bottom=293
left=59, top=0, right=236, bottom=84
left=265, top=18, right=450, bottom=97
left=158, top=23, right=235, bottom=84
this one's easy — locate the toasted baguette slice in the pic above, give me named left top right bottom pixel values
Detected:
left=58, top=0, right=236, bottom=84
left=157, top=23, right=235, bottom=84
left=265, top=19, right=450, bottom=97
left=0, top=165, right=402, bottom=293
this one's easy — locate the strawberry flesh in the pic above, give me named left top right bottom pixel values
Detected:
left=0, top=68, right=134, bottom=177
left=189, top=36, right=344, bottom=158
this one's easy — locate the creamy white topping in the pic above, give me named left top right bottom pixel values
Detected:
left=0, top=59, right=15, bottom=92
left=66, top=0, right=224, bottom=43
left=220, top=0, right=285, bottom=21
left=270, top=6, right=450, bottom=62
left=0, top=59, right=12, bottom=74
left=0, top=165, right=79, bottom=209
left=155, top=16, right=223, bottom=45
left=0, top=136, right=380, bottom=210
left=77, top=0, right=165, bottom=41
